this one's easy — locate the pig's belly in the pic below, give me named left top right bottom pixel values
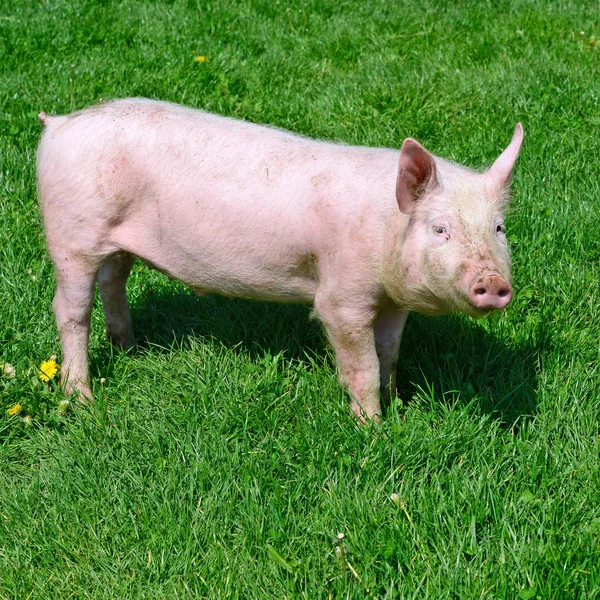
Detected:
left=114, top=225, right=319, bottom=304
left=188, top=274, right=317, bottom=304
left=164, top=257, right=317, bottom=304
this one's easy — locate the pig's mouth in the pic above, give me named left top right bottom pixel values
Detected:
left=464, top=304, right=496, bottom=319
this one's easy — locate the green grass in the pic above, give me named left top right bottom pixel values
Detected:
left=1, top=0, right=600, bottom=597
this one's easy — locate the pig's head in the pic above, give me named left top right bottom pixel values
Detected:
left=393, top=124, right=523, bottom=318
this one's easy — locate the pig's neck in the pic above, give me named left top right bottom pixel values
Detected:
left=379, top=177, right=450, bottom=316
left=380, top=211, right=415, bottom=311
left=381, top=227, right=449, bottom=316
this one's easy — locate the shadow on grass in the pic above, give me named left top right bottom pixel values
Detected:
left=397, top=313, right=541, bottom=427
left=96, top=285, right=540, bottom=427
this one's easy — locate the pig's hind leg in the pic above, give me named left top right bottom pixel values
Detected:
left=98, top=252, right=136, bottom=348
left=51, top=256, right=98, bottom=402
left=374, top=309, right=408, bottom=405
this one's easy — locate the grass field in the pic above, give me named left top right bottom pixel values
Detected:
left=1, top=0, right=600, bottom=597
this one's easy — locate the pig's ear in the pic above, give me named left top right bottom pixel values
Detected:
left=488, top=123, right=524, bottom=187
left=396, top=138, right=437, bottom=214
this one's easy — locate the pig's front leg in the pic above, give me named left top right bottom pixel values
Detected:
left=374, top=309, right=408, bottom=404
left=315, top=299, right=381, bottom=420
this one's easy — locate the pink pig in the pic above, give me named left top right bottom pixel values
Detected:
left=37, top=99, right=523, bottom=419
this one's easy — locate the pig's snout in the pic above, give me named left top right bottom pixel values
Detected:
left=468, top=275, right=513, bottom=311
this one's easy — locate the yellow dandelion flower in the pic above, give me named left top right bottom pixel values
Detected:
left=39, top=359, right=60, bottom=382
left=7, top=403, right=22, bottom=416
left=194, top=55, right=208, bottom=62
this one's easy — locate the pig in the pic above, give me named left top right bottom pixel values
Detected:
left=36, top=99, right=523, bottom=419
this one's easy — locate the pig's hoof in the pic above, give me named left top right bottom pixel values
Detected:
left=70, top=390, right=95, bottom=407
left=107, top=330, right=136, bottom=349
left=362, top=413, right=383, bottom=425
left=351, top=404, right=382, bottom=424
left=76, top=393, right=95, bottom=407
left=63, top=382, right=95, bottom=406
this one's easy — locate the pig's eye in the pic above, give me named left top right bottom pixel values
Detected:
left=432, top=225, right=447, bottom=235
left=496, top=223, right=505, bottom=234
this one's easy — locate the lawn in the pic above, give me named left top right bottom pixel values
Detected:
left=1, top=0, right=600, bottom=597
